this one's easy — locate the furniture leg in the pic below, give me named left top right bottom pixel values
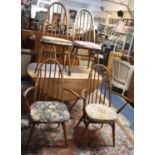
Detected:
left=75, top=114, right=84, bottom=128
left=26, top=123, right=35, bottom=149
left=61, top=122, right=68, bottom=147
left=112, top=122, right=115, bottom=147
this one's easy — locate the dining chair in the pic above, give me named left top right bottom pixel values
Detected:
left=27, top=2, right=72, bottom=78
left=41, top=2, right=72, bottom=73
left=112, top=58, right=134, bottom=95
left=70, top=8, right=102, bottom=68
left=75, top=64, right=118, bottom=147
left=23, top=58, right=80, bottom=148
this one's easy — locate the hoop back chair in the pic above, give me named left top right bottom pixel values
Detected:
left=75, top=64, right=118, bottom=147
left=71, top=8, right=102, bottom=68
left=112, top=58, right=134, bottom=95
left=24, top=58, right=77, bottom=148
left=29, top=2, right=72, bottom=77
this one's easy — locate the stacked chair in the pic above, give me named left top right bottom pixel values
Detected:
left=70, top=8, right=102, bottom=68
left=27, top=2, right=72, bottom=79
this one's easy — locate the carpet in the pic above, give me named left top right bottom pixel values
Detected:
left=21, top=98, right=134, bottom=155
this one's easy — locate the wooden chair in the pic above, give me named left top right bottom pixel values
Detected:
left=23, top=58, right=80, bottom=148
left=41, top=2, right=72, bottom=74
left=27, top=2, right=72, bottom=77
left=75, top=64, right=118, bottom=147
left=71, top=8, right=102, bottom=68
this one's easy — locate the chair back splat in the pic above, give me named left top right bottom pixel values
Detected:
left=86, top=64, right=111, bottom=107
left=42, top=2, right=68, bottom=38
left=71, top=8, right=102, bottom=68
left=35, top=58, right=64, bottom=102
left=73, top=8, right=95, bottom=42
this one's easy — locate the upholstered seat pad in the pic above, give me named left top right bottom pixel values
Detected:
left=30, top=101, right=70, bottom=122
left=41, top=36, right=72, bottom=46
left=73, top=40, right=102, bottom=50
left=85, top=104, right=118, bottom=122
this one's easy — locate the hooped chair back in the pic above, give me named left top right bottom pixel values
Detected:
left=35, top=58, right=64, bottom=102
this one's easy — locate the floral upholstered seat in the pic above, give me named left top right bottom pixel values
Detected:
left=30, top=101, right=70, bottom=122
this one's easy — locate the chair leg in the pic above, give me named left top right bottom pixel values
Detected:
left=75, top=114, right=84, bottom=128
left=26, top=123, right=35, bottom=149
left=117, top=102, right=128, bottom=114
left=82, top=122, right=89, bottom=136
left=112, top=122, right=115, bottom=147
left=61, top=122, right=68, bottom=147
left=87, top=50, right=91, bottom=68
left=69, top=97, right=79, bottom=111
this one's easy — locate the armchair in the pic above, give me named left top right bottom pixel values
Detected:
left=24, top=58, right=80, bottom=148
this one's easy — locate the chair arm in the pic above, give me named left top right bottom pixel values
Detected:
left=23, top=86, right=35, bottom=109
left=81, top=89, right=88, bottom=112
left=64, top=88, right=81, bottom=99
left=81, top=89, right=87, bottom=101
left=112, top=91, right=133, bottom=114
left=63, top=88, right=81, bottom=111
left=112, top=91, right=133, bottom=103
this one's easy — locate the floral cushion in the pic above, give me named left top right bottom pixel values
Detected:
left=30, top=101, right=70, bottom=122
left=73, top=40, right=102, bottom=51
left=85, top=104, right=118, bottom=122
left=41, top=36, right=72, bottom=47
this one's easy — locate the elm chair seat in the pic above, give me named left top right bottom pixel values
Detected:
left=30, top=101, right=70, bottom=123
left=85, top=104, right=118, bottom=122
left=41, top=36, right=72, bottom=47
left=73, top=40, right=102, bottom=51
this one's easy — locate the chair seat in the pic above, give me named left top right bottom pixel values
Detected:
left=41, top=36, right=72, bottom=47
left=73, top=40, right=102, bottom=51
left=30, top=101, right=70, bottom=122
left=85, top=104, right=118, bottom=122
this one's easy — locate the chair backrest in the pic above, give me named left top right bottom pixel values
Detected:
left=34, top=58, right=64, bottom=101
left=112, top=58, right=134, bottom=94
left=73, top=8, right=95, bottom=42
left=85, top=64, right=111, bottom=107
left=42, top=2, right=68, bottom=38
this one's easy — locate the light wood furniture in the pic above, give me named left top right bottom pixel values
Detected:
left=27, top=64, right=97, bottom=101
left=24, top=58, right=80, bottom=148
left=71, top=8, right=102, bottom=68
left=75, top=64, right=117, bottom=147
left=31, top=2, right=72, bottom=75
